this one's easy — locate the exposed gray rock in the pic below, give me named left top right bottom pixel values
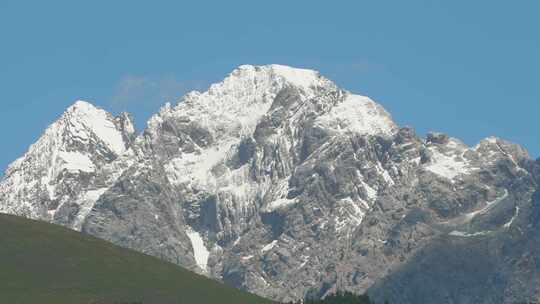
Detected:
left=426, top=131, right=450, bottom=145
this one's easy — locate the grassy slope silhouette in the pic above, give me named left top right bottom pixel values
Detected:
left=0, top=213, right=274, bottom=304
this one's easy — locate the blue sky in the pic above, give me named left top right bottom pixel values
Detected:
left=1, top=1, right=539, bottom=172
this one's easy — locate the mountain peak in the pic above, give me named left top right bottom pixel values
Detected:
left=65, top=100, right=106, bottom=118
left=268, top=64, right=321, bottom=87
left=147, top=64, right=395, bottom=149
left=68, top=99, right=97, bottom=109
left=61, top=100, right=128, bottom=156
left=0, top=98, right=133, bottom=221
left=148, top=64, right=334, bottom=140
left=232, top=64, right=322, bottom=89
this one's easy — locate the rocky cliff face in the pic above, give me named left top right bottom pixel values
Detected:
left=1, top=65, right=539, bottom=303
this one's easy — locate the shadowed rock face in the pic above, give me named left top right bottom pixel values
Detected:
left=369, top=182, right=540, bottom=304
left=1, top=65, right=539, bottom=303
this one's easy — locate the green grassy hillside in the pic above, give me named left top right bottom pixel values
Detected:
left=0, top=213, right=274, bottom=304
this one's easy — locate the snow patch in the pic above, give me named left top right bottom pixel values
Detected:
left=376, top=238, right=388, bottom=244
left=335, top=197, right=368, bottom=231
left=261, top=177, right=299, bottom=212
left=261, top=240, right=278, bottom=253
left=186, top=228, right=210, bottom=272
left=165, top=139, right=236, bottom=187
left=504, top=206, right=519, bottom=228
left=460, top=189, right=509, bottom=222
left=298, top=255, right=310, bottom=268
left=241, top=255, right=254, bottom=261
left=449, top=230, right=490, bottom=237
left=66, top=100, right=127, bottom=155
left=265, top=197, right=297, bottom=211
left=270, top=64, right=321, bottom=89
left=342, top=197, right=367, bottom=225
left=361, top=180, right=378, bottom=201
left=315, top=94, right=397, bottom=136
left=375, top=163, right=395, bottom=186
left=71, top=188, right=108, bottom=230
left=424, top=148, right=473, bottom=180
left=482, top=136, right=499, bottom=145
left=58, top=151, right=95, bottom=173
left=487, top=189, right=509, bottom=206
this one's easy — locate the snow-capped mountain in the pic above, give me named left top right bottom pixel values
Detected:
left=0, top=101, right=135, bottom=228
left=1, top=64, right=539, bottom=303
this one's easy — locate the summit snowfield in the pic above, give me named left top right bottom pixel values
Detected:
left=1, top=65, right=540, bottom=303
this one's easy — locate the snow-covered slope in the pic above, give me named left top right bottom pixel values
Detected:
left=0, top=100, right=134, bottom=226
left=1, top=65, right=538, bottom=304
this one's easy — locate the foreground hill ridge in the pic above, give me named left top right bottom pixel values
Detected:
left=0, top=213, right=273, bottom=304
left=1, top=64, right=540, bottom=303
